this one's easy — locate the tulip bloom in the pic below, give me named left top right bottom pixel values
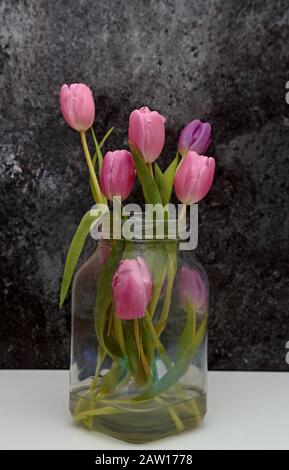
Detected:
left=174, top=151, right=215, bottom=204
left=60, top=83, right=95, bottom=131
left=112, top=258, right=153, bottom=320
left=100, top=150, right=136, bottom=201
left=179, top=266, right=208, bottom=313
left=178, top=119, right=211, bottom=157
left=129, top=107, right=166, bottom=162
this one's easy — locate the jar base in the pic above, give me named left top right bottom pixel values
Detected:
left=70, top=387, right=206, bottom=444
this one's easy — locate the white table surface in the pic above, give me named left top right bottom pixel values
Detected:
left=0, top=370, right=288, bottom=450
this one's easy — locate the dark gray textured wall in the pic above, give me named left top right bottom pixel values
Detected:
left=1, top=0, right=288, bottom=370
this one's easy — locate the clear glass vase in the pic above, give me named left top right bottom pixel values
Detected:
left=70, top=235, right=209, bottom=443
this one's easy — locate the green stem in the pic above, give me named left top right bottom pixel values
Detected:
left=114, top=314, right=126, bottom=356
left=75, top=406, right=124, bottom=423
left=90, top=127, right=104, bottom=179
left=179, top=203, right=187, bottom=223
left=145, top=314, right=188, bottom=428
left=145, top=311, right=202, bottom=425
left=149, top=268, right=168, bottom=319
left=145, top=313, right=171, bottom=370
left=156, top=251, right=177, bottom=335
left=90, top=127, right=98, bottom=153
left=80, top=131, right=104, bottom=204
left=176, top=152, right=186, bottom=171
left=74, top=345, right=105, bottom=418
left=192, top=309, right=197, bottom=338
left=99, top=126, right=114, bottom=149
left=133, top=319, right=150, bottom=377
left=154, top=396, right=184, bottom=432
left=148, top=162, right=154, bottom=179
left=87, top=346, right=106, bottom=429
left=133, top=318, right=141, bottom=359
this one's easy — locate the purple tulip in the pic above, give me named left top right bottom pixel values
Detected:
left=178, top=266, right=208, bottom=313
left=178, top=119, right=211, bottom=157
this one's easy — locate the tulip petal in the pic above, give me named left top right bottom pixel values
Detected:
left=178, top=119, right=212, bottom=157
left=179, top=120, right=201, bottom=154
left=112, top=258, right=153, bottom=320
left=191, top=123, right=212, bottom=154
left=195, top=157, right=216, bottom=202
left=129, top=110, right=145, bottom=156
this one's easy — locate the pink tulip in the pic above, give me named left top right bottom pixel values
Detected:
left=128, top=107, right=166, bottom=162
left=179, top=266, right=208, bottom=313
left=60, top=83, right=95, bottom=131
left=178, top=119, right=211, bottom=157
left=174, top=151, right=215, bottom=204
left=112, top=258, right=152, bottom=320
left=100, top=150, right=136, bottom=201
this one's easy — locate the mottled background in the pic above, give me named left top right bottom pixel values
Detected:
left=0, top=0, right=288, bottom=370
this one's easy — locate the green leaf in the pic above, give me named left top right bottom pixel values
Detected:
left=176, top=301, right=196, bottom=361
left=154, top=164, right=167, bottom=206
left=129, top=142, right=162, bottom=205
left=91, top=126, right=114, bottom=171
left=89, top=152, right=99, bottom=203
left=60, top=211, right=100, bottom=307
left=155, top=154, right=179, bottom=206
left=123, top=323, right=150, bottom=386
left=92, top=131, right=103, bottom=173
left=98, top=359, right=128, bottom=397
left=91, top=151, right=97, bottom=171
left=155, top=252, right=177, bottom=335
left=137, top=316, right=208, bottom=401
left=99, top=127, right=114, bottom=149
left=105, top=336, right=123, bottom=358
left=140, top=318, right=155, bottom=364
left=90, top=127, right=114, bottom=203
left=144, top=245, right=167, bottom=319
left=163, top=153, right=180, bottom=201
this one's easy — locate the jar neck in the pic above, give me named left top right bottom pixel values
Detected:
left=98, top=239, right=180, bottom=254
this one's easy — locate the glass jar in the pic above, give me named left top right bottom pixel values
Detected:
left=70, top=233, right=209, bottom=443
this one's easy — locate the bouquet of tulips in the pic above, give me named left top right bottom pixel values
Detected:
left=59, top=83, right=216, bottom=438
